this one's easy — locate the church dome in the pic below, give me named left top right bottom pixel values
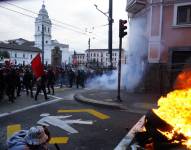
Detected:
left=39, top=4, right=48, bottom=16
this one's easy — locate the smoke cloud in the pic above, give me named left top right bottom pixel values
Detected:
left=86, top=65, right=127, bottom=90
left=86, top=17, right=148, bottom=91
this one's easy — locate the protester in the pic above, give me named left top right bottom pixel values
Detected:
left=5, top=68, right=17, bottom=103
left=47, top=68, right=55, bottom=95
left=35, top=75, right=49, bottom=101
left=7, top=126, right=51, bottom=150
left=68, top=69, right=75, bottom=88
left=23, top=69, right=34, bottom=98
left=59, top=68, right=65, bottom=88
left=0, top=68, right=5, bottom=100
left=76, top=69, right=86, bottom=88
left=15, top=68, right=22, bottom=97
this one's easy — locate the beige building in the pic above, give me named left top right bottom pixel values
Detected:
left=75, top=53, right=86, bottom=64
left=85, top=49, right=126, bottom=68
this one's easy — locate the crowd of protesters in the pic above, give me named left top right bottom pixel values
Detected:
left=0, top=63, right=98, bottom=103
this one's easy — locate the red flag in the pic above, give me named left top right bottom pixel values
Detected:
left=72, top=57, right=78, bottom=65
left=31, top=53, right=44, bottom=78
left=72, top=51, right=78, bottom=65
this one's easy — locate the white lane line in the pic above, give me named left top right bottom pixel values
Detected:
left=114, top=116, right=145, bottom=150
left=0, top=96, right=63, bottom=118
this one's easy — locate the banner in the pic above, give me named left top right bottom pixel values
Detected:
left=31, top=53, right=44, bottom=79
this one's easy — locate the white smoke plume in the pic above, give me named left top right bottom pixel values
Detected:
left=86, top=17, right=148, bottom=91
left=86, top=65, right=127, bottom=90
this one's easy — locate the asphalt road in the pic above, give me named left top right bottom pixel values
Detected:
left=0, top=88, right=142, bottom=150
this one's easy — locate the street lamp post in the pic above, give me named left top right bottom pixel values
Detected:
left=88, top=38, right=90, bottom=65
left=42, top=24, right=44, bottom=65
left=108, top=0, right=113, bottom=69
left=94, top=0, right=113, bottom=69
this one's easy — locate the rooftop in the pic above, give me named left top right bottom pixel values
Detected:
left=0, top=43, right=41, bottom=52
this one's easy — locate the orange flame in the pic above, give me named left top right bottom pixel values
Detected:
left=174, top=69, right=191, bottom=90
left=153, top=89, right=191, bottom=148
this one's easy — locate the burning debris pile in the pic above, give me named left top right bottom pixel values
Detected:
left=133, top=70, right=191, bottom=150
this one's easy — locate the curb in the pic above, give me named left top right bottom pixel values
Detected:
left=74, top=94, right=127, bottom=110
left=114, top=116, right=145, bottom=150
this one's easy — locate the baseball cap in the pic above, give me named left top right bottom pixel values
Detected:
left=24, top=126, right=48, bottom=145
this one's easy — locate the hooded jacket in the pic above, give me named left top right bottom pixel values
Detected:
left=7, top=130, right=29, bottom=150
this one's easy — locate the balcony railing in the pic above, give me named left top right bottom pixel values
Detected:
left=126, top=0, right=147, bottom=14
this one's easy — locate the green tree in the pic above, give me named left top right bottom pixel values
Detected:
left=0, top=51, right=10, bottom=59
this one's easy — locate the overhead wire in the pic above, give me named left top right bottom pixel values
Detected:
left=0, top=4, right=88, bottom=36
left=3, top=1, right=111, bottom=38
left=4, top=1, right=84, bottom=31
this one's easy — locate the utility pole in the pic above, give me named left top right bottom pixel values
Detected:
left=88, top=38, right=90, bottom=64
left=94, top=1, right=113, bottom=69
left=117, top=19, right=127, bottom=102
left=42, top=24, right=44, bottom=65
left=109, top=0, right=113, bottom=69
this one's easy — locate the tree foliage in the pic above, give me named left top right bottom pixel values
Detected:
left=0, top=51, right=10, bottom=59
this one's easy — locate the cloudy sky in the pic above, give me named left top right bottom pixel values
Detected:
left=0, top=0, right=128, bottom=53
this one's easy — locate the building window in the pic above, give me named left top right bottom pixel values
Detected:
left=48, top=28, right=50, bottom=33
left=15, top=53, right=17, bottom=58
left=31, top=54, right=32, bottom=59
left=46, top=41, right=48, bottom=44
left=94, top=53, right=96, bottom=57
left=23, top=54, right=25, bottom=58
left=38, top=26, right=40, bottom=31
left=177, top=5, right=191, bottom=25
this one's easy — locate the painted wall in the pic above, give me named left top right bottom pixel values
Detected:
left=161, top=3, right=191, bottom=62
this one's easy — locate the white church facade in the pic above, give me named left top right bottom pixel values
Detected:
left=35, top=4, right=71, bottom=65
left=0, top=4, right=72, bottom=65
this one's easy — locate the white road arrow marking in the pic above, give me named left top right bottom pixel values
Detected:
left=37, top=113, right=93, bottom=134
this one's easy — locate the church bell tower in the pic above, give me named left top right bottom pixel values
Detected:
left=35, top=4, right=52, bottom=50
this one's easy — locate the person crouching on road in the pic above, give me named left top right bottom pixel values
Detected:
left=7, top=126, right=51, bottom=150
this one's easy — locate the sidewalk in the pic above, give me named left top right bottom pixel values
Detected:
left=74, top=89, right=161, bottom=114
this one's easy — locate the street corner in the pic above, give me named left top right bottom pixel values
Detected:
left=73, top=93, right=125, bottom=110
